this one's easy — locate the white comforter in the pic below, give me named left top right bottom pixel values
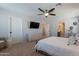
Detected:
left=35, top=37, right=79, bottom=56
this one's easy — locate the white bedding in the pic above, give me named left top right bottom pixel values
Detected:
left=35, top=37, right=79, bottom=56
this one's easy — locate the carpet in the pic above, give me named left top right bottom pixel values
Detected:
left=0, top=41, right=45, bottom=56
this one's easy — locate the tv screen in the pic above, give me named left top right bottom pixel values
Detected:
left=30, top=21, right=40, bottom=29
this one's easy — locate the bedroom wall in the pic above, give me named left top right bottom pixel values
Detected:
left=0, top=3, right=79, bottom=42
left=0, top=4, right=48, bottom=42
left=49, top=4, right=79, bottom=37
left=22, top=16, right=43, bottom=41
left=0, top=14, right=9, bottom=38
left=0, top=11, right=12, bottom=38
left=22, top=4, right=79, bottom=40
left=0, top=10, right=25, bottom=44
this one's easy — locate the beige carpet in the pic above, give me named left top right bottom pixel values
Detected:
left=0, top=41, right=45, bottom=56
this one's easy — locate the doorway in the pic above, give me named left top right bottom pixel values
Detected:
left=8, top=16, right=23, bottom=44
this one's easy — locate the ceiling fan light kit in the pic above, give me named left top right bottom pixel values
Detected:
left=44, top=13, right=49, bottom=17
left=38, top=8, right=56, bottom=18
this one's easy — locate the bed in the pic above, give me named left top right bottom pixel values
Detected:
left=35, top=36, right=79, bottom=56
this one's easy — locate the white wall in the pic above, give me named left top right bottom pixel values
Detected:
left=22, top=16, right=42, bottom=41
left=0, top=14, right=9, bottom=38
left=0, top=3, right=79, bottom=42
left=0, top=11, right=24, bottom=44
left=22, top=4, right=79, bottom=40
left=49, top=4, right=79, bottom=37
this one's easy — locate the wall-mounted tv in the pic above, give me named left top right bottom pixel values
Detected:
left=30, top=21, right=40, bottom=29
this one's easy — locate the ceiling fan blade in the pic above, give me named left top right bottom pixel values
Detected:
left=49, top=14, right=56, bottom=16
left=48, top=8, right=55, bottom=13
left=38, top=8, right=45, bottom=13
left=56, top=3, right=62, bottom=6
left=38, top=14, right=44, bottom=15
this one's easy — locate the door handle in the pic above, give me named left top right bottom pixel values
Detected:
left=10, top=32, right=12, bottom=34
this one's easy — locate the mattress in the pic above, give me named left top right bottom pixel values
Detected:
left=35, top=37, right=79, bottom=56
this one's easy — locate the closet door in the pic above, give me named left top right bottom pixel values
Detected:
left=9, top=16, right=23, bottom=44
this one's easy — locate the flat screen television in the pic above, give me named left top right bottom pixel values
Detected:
left=30, top=21, right=40, bottom=29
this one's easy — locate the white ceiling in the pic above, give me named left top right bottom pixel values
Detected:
left=0, top=3, right=55, bottom=17
left=0, top=3, right=79, bottom=18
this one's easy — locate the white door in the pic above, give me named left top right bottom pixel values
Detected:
left=9, top=16, right=23, bottom=44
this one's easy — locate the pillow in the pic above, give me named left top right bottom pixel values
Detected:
left=75, top=34, right=79, bottom=45
left=67, top=36, right=77, bottom=45
left=76, top=40, right=79, bottom=46
left=75, top=34, right=79, bottom=41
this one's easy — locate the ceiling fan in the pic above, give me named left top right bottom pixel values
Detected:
left=38, top=8, right=56, bottom=18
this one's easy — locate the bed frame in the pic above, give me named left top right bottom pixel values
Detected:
left=35, top=40, right=51, bottom=56
left=36, top=49, right=52, bottom=56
